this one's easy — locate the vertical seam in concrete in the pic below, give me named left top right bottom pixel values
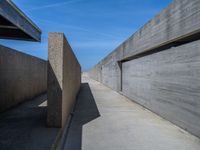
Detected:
left=61, top=33, right=65, bottom=126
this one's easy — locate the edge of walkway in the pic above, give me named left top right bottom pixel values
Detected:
left=51, top=90, right=81, bottom=150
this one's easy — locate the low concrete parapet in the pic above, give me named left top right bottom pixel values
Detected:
left=0, top=45, right=47, bottom=112
left=47, top=32, right=81, bottom=128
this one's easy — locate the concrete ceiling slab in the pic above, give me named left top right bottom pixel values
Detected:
left=0, top=0, right=41, bottom=42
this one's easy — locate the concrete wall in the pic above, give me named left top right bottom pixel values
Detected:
left=47, top=33, right=81, bottom=128
left=0, top=44, right=47, bottom=112
left=88, top=0, right=200, bottom=138
left=122, top=40, right=200, bottom=137
left=121, top=0, right=200, bottom=59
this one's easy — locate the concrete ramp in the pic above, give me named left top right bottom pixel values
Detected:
left=0, top=94, right=59, bottom=150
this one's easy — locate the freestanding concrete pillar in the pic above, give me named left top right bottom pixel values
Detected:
left=47, top=32, right=81, bottom=128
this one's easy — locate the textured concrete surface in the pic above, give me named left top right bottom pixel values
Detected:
left=0, top=45, right=47, bottom=112
left=122, top=0, right=200, bottom=59
left=62, top=74, right=200, bottom=150
left=122, top=40, right=200, bottom=138
left=0, top=93, right=59, bottom=150
left=47, top=32, right=81, bottom=128
left=89, top=0, right=200, bottom=64
left=0, top=0, right=41, bottom=41
left=89, top=0, right=200, bottom=91
left=88, top=0, right=200, bottom=138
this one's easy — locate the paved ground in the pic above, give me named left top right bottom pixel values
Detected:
left=0, top=94, right=59, bottom=150
left=63, top=74, right=200, bottom=150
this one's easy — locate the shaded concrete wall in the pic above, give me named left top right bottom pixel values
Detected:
left=0, top=44, right=47, bottom=112
left=88, top=0, right=200, bottom=138
left=47, top=33, right=81, bottom=128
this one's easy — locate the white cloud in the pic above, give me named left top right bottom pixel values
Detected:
left=28, top=0, right=84, bottom=11
left=72, top=40, right=121, bottom=49
left=34, top=18, right=120, bottom=39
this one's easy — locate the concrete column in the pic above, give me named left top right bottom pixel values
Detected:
left=47, top=32, right=81, bottom=128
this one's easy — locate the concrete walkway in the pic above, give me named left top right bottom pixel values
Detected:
left=63, top=75, right=200, bottom=150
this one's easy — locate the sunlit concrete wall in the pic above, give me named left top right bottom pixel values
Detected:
left=88, top=0, right=200, bottom=138
left=47, top=33, right=81, bottom=128
left=0, top=45, right=47, bottom=112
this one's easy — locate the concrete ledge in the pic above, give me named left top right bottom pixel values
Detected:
left=93, top=0, right=200, bottom=67
left=0, top=45, right=47, bottom=112
left=47, top=32, right=81, bottom=128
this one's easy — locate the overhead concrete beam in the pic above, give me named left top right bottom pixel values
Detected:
left=0, top=0, right=41, bottom=41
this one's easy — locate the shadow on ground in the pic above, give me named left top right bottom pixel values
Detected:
left=63, top=83, right=100, bottom=150
left=0, top=94, right=59, bottom=150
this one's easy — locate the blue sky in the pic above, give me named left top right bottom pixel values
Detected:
left=0, top=0, right=171, bottom=71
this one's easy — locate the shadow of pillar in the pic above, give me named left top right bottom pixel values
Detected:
left=62, top=83, right=100, bottom=150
